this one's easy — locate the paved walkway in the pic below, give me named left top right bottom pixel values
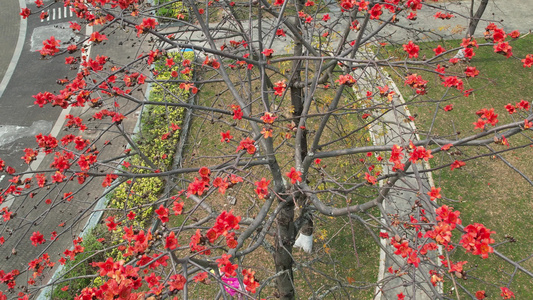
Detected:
left=351, top=50, right=438, bottom=299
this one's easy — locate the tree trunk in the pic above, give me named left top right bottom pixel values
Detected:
left=273, top=1, right=306, bottom=298
left=467, top=0, right=489, bottom=37
left=274, top=198, right=296, bottom=300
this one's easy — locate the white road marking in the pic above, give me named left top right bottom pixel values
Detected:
left=40, top=7, right=73, bottom=23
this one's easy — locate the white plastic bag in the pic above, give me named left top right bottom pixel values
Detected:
left=294, top=233, right=313, bottom=253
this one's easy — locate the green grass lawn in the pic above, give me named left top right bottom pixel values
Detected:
left=385, top=35, right=533, bottom=298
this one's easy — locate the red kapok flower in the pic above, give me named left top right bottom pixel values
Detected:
left=262, top=48, right=274, bottom=58
left=30, top=231, right=45, bottom=247
left=522, top=54, right=533, bottom=68
left=450, top=160, right=466, bottom=170
left=403, top=41, right=420, bottom=58
left=254, top=178, right=270, bottom=199
left=475, top=290, right=486, bottom=300
left=155, top=205, right=170, bottom=223
left=286, top=167, right=302, bottom=184
left=433, top=45, right=446, bottom=56
left=236, top=137, right=256, bottom=154
left=20, top=8, right=31, bottom=19
left=261, top=112, right=277, bottom=124
left=500, top=287, right=515, bottom=299
left=165, top=232, right=179, bottom=250
left=369, top=4, right=383, bottom=20
left=427, top=187, right=442, bottom=201
left=273, top=80, right=286, bottom=96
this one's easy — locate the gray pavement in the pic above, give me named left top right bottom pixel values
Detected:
left=352, top=60, right=438, bottom=299
left=0, top=0, right=23, bottom=96
left=0, top=3, right=143, bottom=296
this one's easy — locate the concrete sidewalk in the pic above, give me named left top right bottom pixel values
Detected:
left=351, top=50, right=439, bottom=299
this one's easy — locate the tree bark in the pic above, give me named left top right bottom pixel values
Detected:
left=274, top=198, right=296, bottom=300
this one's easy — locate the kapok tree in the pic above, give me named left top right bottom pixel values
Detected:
left=2, top=0, right=533, bottom=299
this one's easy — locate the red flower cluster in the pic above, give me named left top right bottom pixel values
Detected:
left=485, top=23, right=507, bottom=42
left=434, top=11, right=453, bottom=19
left=500, top=287, right=515, bottom=299
left=187, top=167, right=211, bottom=196
left=30, top=231, right=45, bottom=247
left=365, top=172, right=377, bottom=185
left=88, top=258, right=144, bottom=299
left=206, top=210, right=241, bottom=249
left=389, top=144, right=405, bottom=171
left=0, top=269, right=20, bottom=289
left=473, top=108, right=498, bottom=130
left=442, top=76, right=464, bottom=91
left=28, top=253, right=55, bottom=280
left=216, top=254, right=238, bottom=277
left=40, top=36, right=61, bottom=57
left=89, top=31, right=108, bottom=43
left=213, top=176, right=230, bottom=194
left=236, top=137, right=256, bottom=154
left=203, top=56, right=220, bottom=69
left=102, top=174, right=118, bottom=188
left=105, top=216, right=120, bottom=231
left=135, top=18, right=158, bottom=37
left=392, top=239, right=420, bottom=267
left=35, top=134, right=58, bottom=154
left=155, top=205, right=169, bottom=223
left=261, top=112, right=277, bottom=124
left=165, top=232, right=179, bottom=250
left=408, top=142, right=433, bottom=163
left=464, top=66, right=479, bottom=78
left=493, top=41, right=513, bottom=58
left=450, top=160, right=466, bottom=170
left=20, top=8, right=31, bottom=19
left=404, top=74, right=428, bottom=95
left=460, top=223, right=495, bottom=259
left=242, top=269, right=260, bottom=293
left=425, top=205, right=461, bottom=248
left=427, top=187, right=441, bottom=201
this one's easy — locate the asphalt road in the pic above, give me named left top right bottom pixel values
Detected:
left=0, top=0, right=20, bottom=85
left=0, top=1, right=144, bottom=295
left=0, top=0, right=85, bottom=291
left=0, top=1, right=79, bottom=190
